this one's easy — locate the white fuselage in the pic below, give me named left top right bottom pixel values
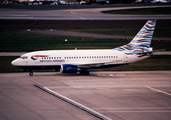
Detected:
left=12, top=49, right=148, bottom=69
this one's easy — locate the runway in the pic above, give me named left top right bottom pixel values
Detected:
left=0, top=4, right=171, bottom=20
left=0, top=71, right=171, bottom=120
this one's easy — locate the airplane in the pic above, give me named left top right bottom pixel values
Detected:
left=12, top=20, right=156, bottom=76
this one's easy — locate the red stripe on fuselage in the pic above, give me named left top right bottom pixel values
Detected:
left=31, top=55, right=49, bottom=57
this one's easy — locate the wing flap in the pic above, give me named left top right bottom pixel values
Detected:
left=77, top=61, right=114, bottom=69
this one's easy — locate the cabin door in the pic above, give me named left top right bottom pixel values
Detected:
left=124, top=54, right=128, bottom=62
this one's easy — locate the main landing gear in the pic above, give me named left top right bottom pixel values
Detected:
left=28, top=70, right=89, bottom=76
left=79, top=70, right=89, bottom=75
left=29, top=71, right=33, bottom=76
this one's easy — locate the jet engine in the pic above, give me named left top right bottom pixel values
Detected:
left=60, top=64, right=78, bottom=73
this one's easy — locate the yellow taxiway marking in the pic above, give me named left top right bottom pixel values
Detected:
left=145, top=85, right=171, bottom=96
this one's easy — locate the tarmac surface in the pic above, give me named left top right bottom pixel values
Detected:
left=0, top=71, right=171, bottom=120
left=0, top=4, right=171, bottom=20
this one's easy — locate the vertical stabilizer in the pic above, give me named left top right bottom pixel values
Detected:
left=114, top=20, right=156, bottom=55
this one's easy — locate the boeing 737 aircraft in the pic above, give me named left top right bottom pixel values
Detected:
left=12, top=20, right=156, bottom=76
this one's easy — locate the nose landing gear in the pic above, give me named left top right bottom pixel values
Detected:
left=23, top=69, right=33, bottom=76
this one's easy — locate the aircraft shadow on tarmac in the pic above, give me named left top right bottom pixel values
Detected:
left=25, top=72, right=119, bottom=77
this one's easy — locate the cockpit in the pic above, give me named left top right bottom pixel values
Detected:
left=12, top=55, right=28, bottom=66
left=20, top=56, right=28, bottom=59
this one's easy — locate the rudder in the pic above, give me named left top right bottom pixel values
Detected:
left=114, top=20, right=156, bottom=55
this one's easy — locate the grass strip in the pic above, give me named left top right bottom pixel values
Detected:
left=70, top=28, right=171, bottom=37
left=0, top=31, right=170, bottom=52
left=0, top=56, right=22, bottom=73
left=0, top=31, right=129, bottom=52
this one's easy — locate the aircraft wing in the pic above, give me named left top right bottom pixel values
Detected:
left=77, top=61, right=115, bottom=69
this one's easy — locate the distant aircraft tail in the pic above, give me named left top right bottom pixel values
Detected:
left=114, top=20, right=156, bottom=56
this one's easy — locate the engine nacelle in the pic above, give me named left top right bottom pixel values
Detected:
left=60, top=64, right=77, bottom=73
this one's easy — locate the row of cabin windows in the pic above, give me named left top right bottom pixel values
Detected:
left=65, top=56, right=118, bottom=59
left=42, top=56, right=118, bottom=59
left=42, top=57, right=61, bottom=59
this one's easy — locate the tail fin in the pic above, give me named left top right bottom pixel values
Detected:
left=114, top=20, right=156, bottom=55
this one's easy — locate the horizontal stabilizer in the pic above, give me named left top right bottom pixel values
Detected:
left=138, top=49, right=165, bottom=56
left=152, top=49, right=166, bottom=52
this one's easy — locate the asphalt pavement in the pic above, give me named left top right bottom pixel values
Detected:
left=0, top=4, right=171, bottom=20
left=0, top=71, right=171, bottom=120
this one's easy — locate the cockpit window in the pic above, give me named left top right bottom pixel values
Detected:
left=20, top=56, right=28, bottom=59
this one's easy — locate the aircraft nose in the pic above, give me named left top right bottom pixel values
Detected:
left=11, top=59, right=19, bottom=66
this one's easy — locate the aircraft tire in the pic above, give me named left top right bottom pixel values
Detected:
left=29, top=72, right=33, bottom=76
left=80, top=70, right=89, bottom=75
left=84, top=71, right=89, bottom=75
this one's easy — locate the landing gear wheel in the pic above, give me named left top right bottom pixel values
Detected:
left=80, top=70, right=89, bottom=75
left=29, top=72, right=33, bottom=76
left=80, top=70, right=84, bottom=75
left=84, top=71, right=89, bottom=75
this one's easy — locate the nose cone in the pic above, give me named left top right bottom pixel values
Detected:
left=11, top=59, right=19, bottom=66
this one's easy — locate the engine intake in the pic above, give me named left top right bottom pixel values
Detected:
left=60, top=64, right=77, bottom=73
